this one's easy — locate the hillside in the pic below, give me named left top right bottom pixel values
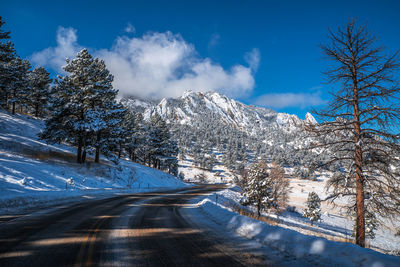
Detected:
left=122, top=90, right=322, bottom=182
left=0, top=110, right=188, bottom=213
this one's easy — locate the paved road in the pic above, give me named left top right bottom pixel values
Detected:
left=0, top=185, right=265, bottom=266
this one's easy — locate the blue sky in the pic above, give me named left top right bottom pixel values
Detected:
left=3, top=0, right=400, bottom=118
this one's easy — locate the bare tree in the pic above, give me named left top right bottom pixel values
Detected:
left=309, top=19, right=400, bottom=247
left=269, top=162, right=290, bottom=212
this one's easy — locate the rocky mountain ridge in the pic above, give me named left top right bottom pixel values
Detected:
left=122, top=90, right=316, bottom=138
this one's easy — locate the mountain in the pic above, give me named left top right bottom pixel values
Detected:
left=121, top=91, right=320, bottom=177
left=123, top=90, right=315, bottom=138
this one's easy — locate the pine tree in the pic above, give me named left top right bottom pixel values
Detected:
left=83, top=58, right=124, bottom=163
left=131, top=113, right=147, bottom=163
left=164, top=139, right=179, bottom=175
left=41, top=48, right=124, bottom=164
left=205, top=153, right=217, bottom=171
left=147, top=113, right=179, bottom=173
left=243, top=161, right=274, bottom=217
left=147, top=114, right=166, bottom=168
left=61, top=49, right=95, bottom=163
left=0, top=16, right=16, bottom=107
left=40, top=77, right=73, bottom=145
left=303, top=192, right=322, bottom=226
left=7, top=57, right=31, bottom=114
left=92, top=102, right=127, bottom=163
left=28, top=67, right=52, bottom=117
left=119, top=110, right=137, bottom=160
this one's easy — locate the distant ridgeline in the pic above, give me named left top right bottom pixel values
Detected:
left=121, top=91, right=332, bottom=178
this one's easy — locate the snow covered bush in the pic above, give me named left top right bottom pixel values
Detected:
left=303, top=191, right=322, bottom=225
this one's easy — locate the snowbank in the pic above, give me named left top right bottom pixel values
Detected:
left=191, top=192, right=400, bottom=266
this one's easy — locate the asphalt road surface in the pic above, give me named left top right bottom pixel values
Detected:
left=0, top=185, right=268, bottom=266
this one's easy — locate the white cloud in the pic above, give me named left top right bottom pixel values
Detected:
left=255, top=91, right=325, bottom=109
left=124, top=23, right=136, bottom=34
left=245, top=48, right=260, bottom=71
left=30, top=26, right=82, bottom=73
left=31, top=27, right=258, bottom=99
left=97, top=31, right=257, bottom=99
left=98, top=31, right=257, bottom=99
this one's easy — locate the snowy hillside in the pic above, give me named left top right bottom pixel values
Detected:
left=122, top=90, right=320, bottom=183
left=0, top=110, right=188, bottom=213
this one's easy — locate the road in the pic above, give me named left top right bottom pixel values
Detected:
left=0, top=185, right=267, bottom=266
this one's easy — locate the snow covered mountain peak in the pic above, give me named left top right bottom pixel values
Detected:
left=124, top=91, right=313, bottom=138
left=305, top=112, right=317, bottom=124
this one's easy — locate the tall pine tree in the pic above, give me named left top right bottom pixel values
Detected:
left=41, top=49, right=125, bottom=164
left=7, top=57, right=31, bottom=114
left=28, top=67, right=52, bottom=117
left=0, top=16, right=16, bottom=108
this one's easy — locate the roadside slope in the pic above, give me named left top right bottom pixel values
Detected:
left=0, top=110, right=188, bottom=213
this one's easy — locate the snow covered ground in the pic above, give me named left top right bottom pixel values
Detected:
left=183, top=188, right=400, bottom=266
left=178, top=156, right=235, bottom=183
left=0, top=110, right=188, bottom=214
left=178, top=154, right=400, bottom=256
left=212, top=187, right=400, bottom=256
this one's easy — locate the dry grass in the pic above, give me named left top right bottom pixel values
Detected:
left=22, top=148, right=77, bottom=163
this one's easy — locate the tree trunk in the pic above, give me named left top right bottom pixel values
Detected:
left=35, top=103, right=39, bottom=118
left=12, top=102, right=15, bottom=115
left=355, top=144, right=365, bottom=247
left=95, top=148, right=100, bottom=163
left=353, top=75, right=366, bottom=247
left=82, top=148, right=86, bottom=163
left=95, top=132, right=101, bottom=163
left=5, top=93, right=9, bottom=110
left=118, top=143, right=122, bottom=159
left=77, top=136, right=83, bottom=163
left=82, top=134, right=87, bottom=163
left=257, top=201, right=261, bottom=218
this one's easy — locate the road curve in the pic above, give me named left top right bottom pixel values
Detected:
left=0, top=185, right=264, bottom=266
